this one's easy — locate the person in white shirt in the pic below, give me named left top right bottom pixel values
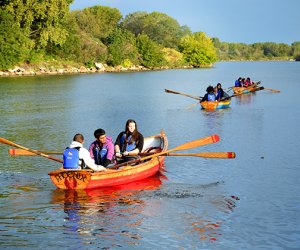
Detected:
left=64, top=133, right=106, bottom=172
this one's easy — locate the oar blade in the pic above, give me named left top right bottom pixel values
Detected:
left=174, top=134, right=220, bottom=151
left=9, top=148, right=62, bottom=156
left=9, top=148, right=34, bottom=156
left=264, top=88, right=280, bottom=93
left=0, top=137, right=63, bottom=163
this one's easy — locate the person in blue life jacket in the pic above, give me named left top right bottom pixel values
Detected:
left=235, top=77, right=242, bottom=87
left=115, top=119, right=144, bottom=163
left=200, top=86, right=216, bottom=103
left=215, top=83, right=229, bottom=101
left=63, top=133, right=106, bottom=171
left=89, top=128, right=115, bottom=168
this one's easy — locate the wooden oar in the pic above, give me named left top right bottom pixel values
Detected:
left=110, top=134, right=220, bottom=169
left=264, top=88, right=280, bottom=93
left=9, top=148, right=236, bottom=159
left=185, top=103, right=198, bottom=109
left=165, top=89, right=202, bottom=100
left=221, top=86, right=265, bottom=100
left=9, top=148, right=62, bottom=156
left=0, top=137, right=63, bottom=163
left=166, top=152, right=236, bottom=159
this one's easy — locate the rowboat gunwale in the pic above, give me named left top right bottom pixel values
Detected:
left=48, top=130, right=168, bottom=190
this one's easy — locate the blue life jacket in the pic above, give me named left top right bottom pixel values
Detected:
left=120, top=134, right=136, bottom=152
left=93, top=146, right=108, bottom=165
left=63, top=147, right=80, bottom=169
left=207, top=93, right=216, bottom=101
left=235, top=80, right=241, bottom=87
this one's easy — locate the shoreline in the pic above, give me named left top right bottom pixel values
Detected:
left=0, top=59, right=295, bottom=78
left=0, top=63, right=194, bottom=78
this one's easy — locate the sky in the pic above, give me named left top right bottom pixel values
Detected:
left=70, top=0, right=299, bottom=45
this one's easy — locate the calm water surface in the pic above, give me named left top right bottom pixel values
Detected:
left=0, top=62, right=299, bottom=249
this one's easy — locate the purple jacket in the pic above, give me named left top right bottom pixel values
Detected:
left=89, top=136, right=115, bottom=163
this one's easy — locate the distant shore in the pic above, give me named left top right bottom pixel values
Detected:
left=0, top=63, right=194, bottom=78
left=0, top=59, right=295, bottom=78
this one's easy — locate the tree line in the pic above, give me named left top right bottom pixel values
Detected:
left=0, top=1, right=299, bottom=71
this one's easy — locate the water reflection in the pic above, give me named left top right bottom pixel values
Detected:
left=152, top=182, right=240, bottom=242
left=234, top=93, right=254, bottom=105
left=188, top=195, right=240, bottom=241
left=201, top=108, right=230, bottom=132
left=50, top=172, right=167, bottom=247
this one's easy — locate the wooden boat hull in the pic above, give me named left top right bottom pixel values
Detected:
left=200, top=100, right=231, bottom=110
left=48, top=131, right=168, bottom=190
left=233, top=86, right=263, bottom=94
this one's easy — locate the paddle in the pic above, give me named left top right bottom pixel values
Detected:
left=9, top=148, right=62, bottom=156
left=264, top=88, right=280, bottom=93
left=166, top=152, right=236, bottom=159
left=110, top=134, right=220, bottom=169
left=221, top=86, right=265, bottom=101
left=9, top=148, right=235, bottom=159
left=184, top=103, right=198, bottom=110
left=165, top=89, right=202, bottom=100
left=0, top=137, right=63, bottom=163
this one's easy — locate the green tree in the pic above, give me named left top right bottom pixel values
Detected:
left=49, top=12, right=108, bottom=65
left=136, top=34, right=166, bottom=68
left=107, top=28, right=139, bottom=66
left=0, top=9, right=33, bottom=70
left=291, top=42, right=300, bottom=60
left=122, top=11, right=191, bottom=49
left=73, top=6, right=122, bottom=40
left=162, top=48, right=184, bottom=67
left=3, top=0, right=73, bottom=48
left=179, top=32, right=217, bottom=67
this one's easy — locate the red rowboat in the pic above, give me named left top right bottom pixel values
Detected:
left=48, top=130, right=168, bottom=190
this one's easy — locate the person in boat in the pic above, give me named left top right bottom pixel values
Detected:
left=235, top=77, right=242, bottom=87
left=63, top=133, right=106, bottom=171
left=89, top=128, right=115, bottom=168
left=215, top=83, right=226, bottom=101
left=115, top=119, right=144, bottom=163
left=246, top=77, right=253, bottom=86
left=241, top=78, right=247, bottom=87
left=200, top=86, right=216, bottom=102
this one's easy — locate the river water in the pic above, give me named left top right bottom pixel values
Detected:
left=0, top=61, right=299, bottom=249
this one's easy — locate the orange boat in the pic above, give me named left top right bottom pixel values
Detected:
left=233, top=81, right=264, bottom=95
left=48, top=130, right=168, bottom=190
left=200, top=99, right=231, bottom=110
